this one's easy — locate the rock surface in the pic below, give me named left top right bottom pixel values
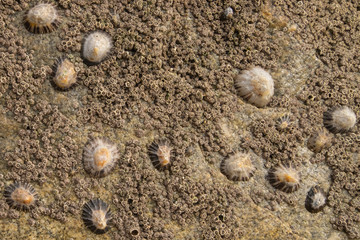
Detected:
left=0, top=1, right=358, bottom=239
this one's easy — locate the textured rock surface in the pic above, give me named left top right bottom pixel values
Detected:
left=0, top=0, right=359, bottom=239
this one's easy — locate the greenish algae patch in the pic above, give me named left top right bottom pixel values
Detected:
left=0, top=106, right=20, bottom=139
left=62, top=216, right=113, bottom=240
left=237, top=204, right=306, bottom=240
left=0, top=219, right=19, bottom=240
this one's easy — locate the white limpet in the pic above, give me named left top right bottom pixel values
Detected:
left=276, top=115, right=291, bottom=131
left=224, top=7, right=234, bottom=18
left=82, top=31, right=112, bottom=64
left=305, top=185, right=327, bottom=213
left=24, top=3, right=59, bottom=34
left=220, top=152, right=255, bottom=181
left=82, top=198, right=112, bottom=234
left=324, top=106, right=357, bottom=133
left=83, top=137, right=119, bottom=177
left=235, top=66, right=274, bottom=107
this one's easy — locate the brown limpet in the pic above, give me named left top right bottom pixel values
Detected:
left=148, top=140, right=173, bottom=170
left=83, top=137, right=119, bottom=177
left=4, top=182, right=37, bottom=210
left=268, top=164, right=300, bottom=193
left=307, top=129, right=332, bottom=153
left=53, top=58, right=77, bottom=90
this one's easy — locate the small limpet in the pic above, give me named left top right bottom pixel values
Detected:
left=268, top=164, right=300, bottom=193
left=223, top=7, right=234, bottom=18
left=234, top=66, right=274, bottom=107
left=82, top=31, right=112, bottom=65
left=83, top=137, right=119, bottom=177
left=220, top=152, right=255, bottom=181
left=305, top=185, right=327, bottom=213
left=148, top=140, right=172, bottom=170
left=53, top=58, right=77, bottom=90
left=276, top=115, right=291, bottom=131
left=82, top=198, right=112, bottom=234
left=323, top=106, right=357, bottom=133
left=307, top=129, right=332, bottom=153
left=24, top=3, right=59, bottom=34
left=4, top=182, right=37, bottom=210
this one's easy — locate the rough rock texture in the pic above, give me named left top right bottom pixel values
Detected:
left=0, top=0, right=358, bottom=239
